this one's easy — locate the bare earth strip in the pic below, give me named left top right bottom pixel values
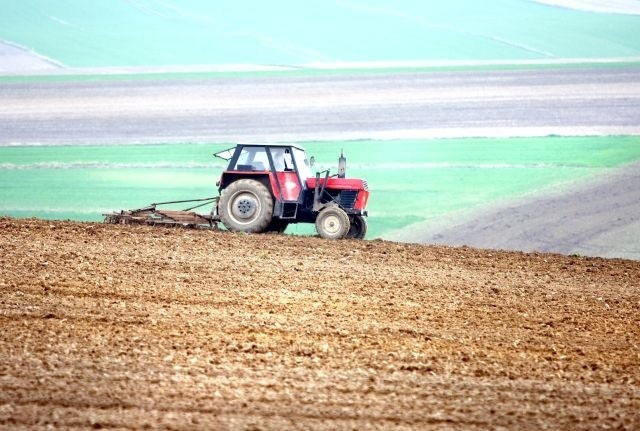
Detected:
left=0, top=218, right=639, bottom=429
left=386, top=161, right=640, bottom=260
left=0, top=67, right=639, bottom=145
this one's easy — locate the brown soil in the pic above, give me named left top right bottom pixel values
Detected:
left=1, top=217, right=639, bottom=430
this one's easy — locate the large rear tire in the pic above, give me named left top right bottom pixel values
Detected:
left=219, top=179, right=273, bottom=233
left=346, top=215, right=367, bottom=239
left=315, top=206, right=350, bottom=239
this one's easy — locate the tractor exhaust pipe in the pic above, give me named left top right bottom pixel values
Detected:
left=337, top=149, right=346, bottom=179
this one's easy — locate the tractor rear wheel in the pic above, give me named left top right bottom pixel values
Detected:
left=346, top=215, right=367, bottom=239
left=316, top=206, right=350, bottom=239
left=219, top=179, right=273, bottom=233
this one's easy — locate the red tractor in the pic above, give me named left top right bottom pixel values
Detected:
left=105, top=143, right=369, bottom=239
left=214, top=143, right=369, bottom=239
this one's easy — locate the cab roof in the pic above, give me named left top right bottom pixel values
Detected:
left=214, top=143, right=306, bottom=161
left=237, top=143, right=306, bottom=151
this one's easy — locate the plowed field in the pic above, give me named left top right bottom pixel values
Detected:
left=1, top=217, right=639, bottom=430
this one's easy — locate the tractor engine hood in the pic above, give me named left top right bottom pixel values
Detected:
left=307, top=176, right=369, bottom=212
left=306, top=177, right=368, bottom=192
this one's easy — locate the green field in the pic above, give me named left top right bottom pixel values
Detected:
left=2, top=0, right=640, bottom=68
left=1, top=137, right=639, bottom=238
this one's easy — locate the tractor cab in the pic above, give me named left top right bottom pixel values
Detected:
left=214, top=143, right=369, bottom=239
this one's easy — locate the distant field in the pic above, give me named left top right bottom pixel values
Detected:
left=1, top=137, right=639, bottom=238
left=1, top=0, right=640, bottom=69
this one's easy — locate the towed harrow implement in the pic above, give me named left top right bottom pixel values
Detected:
left=104, top=197, right=219, bottom=229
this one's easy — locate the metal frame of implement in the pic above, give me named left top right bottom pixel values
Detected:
left=104, top=197, right=220, bottom=229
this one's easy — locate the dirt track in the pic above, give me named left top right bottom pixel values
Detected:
left=1, top=217, right=639, bottom=430
left=387, top=161, right=640, bottom=261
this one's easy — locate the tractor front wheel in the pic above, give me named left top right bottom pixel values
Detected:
left=315, top=206, right=350, bottom=239
left=346, top=215, right=367, bottom=239
left=219, top=179, right=273, bottom=233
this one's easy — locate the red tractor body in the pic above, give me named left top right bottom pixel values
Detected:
left=215, top=143, right=369, bottom=239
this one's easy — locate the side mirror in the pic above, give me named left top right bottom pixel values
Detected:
left=309, top=156, right=315, bottom=167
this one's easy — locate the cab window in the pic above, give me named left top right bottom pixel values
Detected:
left=233, top=147, right=269, bottom=171
left=269, top=147, right=294, bottom=172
